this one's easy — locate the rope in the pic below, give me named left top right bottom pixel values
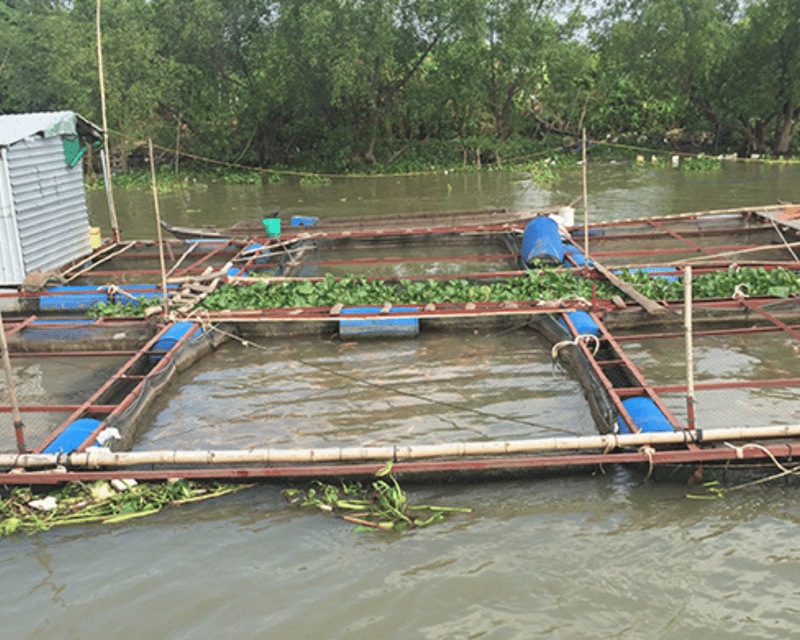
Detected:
left=724, top=442, right=790, bottom=473
left=101, top=124, right=800, bottom=185
left=640, top=445, right=655, bottom=482
left=103, top=284, right=139, bottom=302
left=597, top=433, right=620, bottom=475
left=689, top=443, right=800, bottom=495
left=551, top=334, right=600, bottom=360
left=732, top=283, right=750, bottom=300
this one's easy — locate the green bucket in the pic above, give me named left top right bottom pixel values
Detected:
left=263, top=218, right=281, bottom=238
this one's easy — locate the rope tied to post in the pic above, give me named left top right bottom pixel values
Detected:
left=724, top=442, right=789, bottom=473
left=103, top=284, right=141, bottom=303
left=640, top=445, right=656, bottom=481
left=732, top=283, right=750, bottom=300
left=551, top=333, right=601, bottom=361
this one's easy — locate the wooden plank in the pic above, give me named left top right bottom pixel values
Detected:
left=592, top=259, right=666, bottom=315
left=61, top=241, right=137, bottom=283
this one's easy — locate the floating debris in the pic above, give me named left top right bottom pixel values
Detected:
left=0, top=479, right=248, bottom=537
left=283, top=462, right=472, bottom=532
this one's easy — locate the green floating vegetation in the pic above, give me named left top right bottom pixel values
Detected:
left=686, top=480, right=727, bottom=500
left=283, top=462, right=471, bottom=532
left=1, top=479, right=246, bottom=537
left=87, top=297, right=163, bottom=318
left=680, top=155, right=723, bottom=171
left=85, top=165, right=262, bottom=190
left=201, top=269, right=616, bottom=311
left=616, top=266, right=800, bottom=301
left=84, top=267, right=800, bottom=318
left=298, top=173, right=333, bottom=188
left=199, top=266, right=800, bottom=312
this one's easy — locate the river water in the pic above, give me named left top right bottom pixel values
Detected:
left=4, top=161, right=800, bottom=639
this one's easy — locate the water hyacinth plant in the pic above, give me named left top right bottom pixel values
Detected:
left=0, top=479, right=247, bottom=537
left=199, top=266, right=800, bottom=312
left=283, top=462, right=471, bottom=532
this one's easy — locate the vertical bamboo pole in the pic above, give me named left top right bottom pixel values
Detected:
left=148, top=139, right=170, bottom=315
left=684, top=266, right=697, bottom=430
left=175, top=111, right=181, bottom=180
left=96, top=0, right=119, bottom=243
left=0, top=309, right=25, bottom=452
left=582, top=128, right=589, bottom=275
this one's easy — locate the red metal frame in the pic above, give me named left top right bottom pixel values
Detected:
left=3, top=213, right=800, bottom=484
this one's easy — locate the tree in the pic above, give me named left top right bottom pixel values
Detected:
left=733, top=0, right=800, bottom=154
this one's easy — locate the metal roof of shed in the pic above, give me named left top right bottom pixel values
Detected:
left=0, top=111, right=103, bottom=147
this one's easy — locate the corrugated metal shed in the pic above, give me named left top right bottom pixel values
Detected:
left=0, top=111, right=102, bottom=286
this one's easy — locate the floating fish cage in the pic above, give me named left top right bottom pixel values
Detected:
left=3, top=204, right=800, bottom=486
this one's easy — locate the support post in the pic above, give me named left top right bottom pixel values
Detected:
left=684, top=266, right=697, bottom=430
left=149, top=139, right=170, bottom=315
left=0, top=309, right=26, bottom=452
left=582, top=128, right=589, bottom=276
left=96, top=0, right=119, bottom=242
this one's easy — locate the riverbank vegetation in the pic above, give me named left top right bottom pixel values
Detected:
left=3, top=0, right=799, bottom=176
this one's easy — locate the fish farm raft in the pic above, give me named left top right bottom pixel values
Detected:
left=3, top=203, right=800, bottom=487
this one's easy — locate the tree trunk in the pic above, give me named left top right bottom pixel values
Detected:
left=365, top=109, right=379, bottom=165
left=775, top=101, right=796, bottom=155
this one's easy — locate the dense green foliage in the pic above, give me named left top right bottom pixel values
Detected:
left=87, top=296, right=162, bottom=317
left=3, top=0, right=798, bottom=173
left=199, top=271, right=617, bottom=310
left=198, top=267, right=800, bottom=311
left=616, top=266, right=800, bottom=300
left=84, top=267, right=800, bottom=318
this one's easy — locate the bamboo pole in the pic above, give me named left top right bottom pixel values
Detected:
left=148, top=139, right=170, bottom=314
left=5, top=423, right=800, bottom=469
left=96, top=0, right=119, bottom=243
left=577, top=204, right=788, bottom=232
left=165, top=243, right=196, bottom=279
left=582, top=128, right=589, bottom=275
left=684, top=266, right=696, bottom=430
left=680, top=240, right=800, bottom=264
left=175, top=110, right=181, bottom=180
left=0, top=308, right=25, bottom=452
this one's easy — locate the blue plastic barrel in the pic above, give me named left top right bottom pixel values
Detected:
left=615, top=267, right=679, bottom=281
left=31, top=319, right=95, bottom=325
left=617, top=397, right=674, bottom=434
left=563, top=243, right=594, bottom=267
left=43, top=418, right=102, bottom=453
left=558, top=310, right=601, bottom=337
left=340, top=307, right=420, bottom=338
left=520, top=217, right=565, bottom=265
left=40, top=286, right=107, bottom=311
left=149, top=322, right=203, bottom=363
left=291, top=216, right=319, bottom=227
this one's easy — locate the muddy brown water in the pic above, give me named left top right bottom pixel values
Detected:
left=4, top=162, right=800, bottom=639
